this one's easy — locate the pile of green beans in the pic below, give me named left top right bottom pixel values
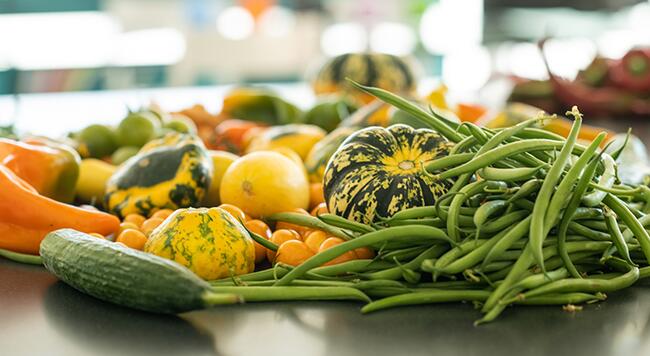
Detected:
left=209, top=84, right=650, bottom=324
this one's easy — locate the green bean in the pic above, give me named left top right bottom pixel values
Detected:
left=425, top=153, right=474, bottom=172
left=609, top=128, right=631, bottom=161
left=558, top=154, right=602, bottom=278
left=567, top=222, right=611, bottom=241
left=275, top=226, right=453, bottom=286
left=0, top=248, right=43, bottom=265
left=423, top=239, right=487, bottom=278
left=245, top=228, right=279, bottom=251
left=449, top=135, right=478, bottom=155
left=573, top=208, right=605, bottom=220
left=544, top=132, right=606, bottom=233
left=582, top=154, right=616, bottom=207
left=434, top=226, right=515, bottom=276
left=434, top=140, right=566, bottom=179
left=516, top=127, right=565, bottom=141
left=466, top=121, right=490, bottom=144
left=473, top=200, right=508, bottom=236
left=386, top=218, right=445, bottom=228
left=211, top=286, right=371, bottom=302
left=350, top=82, right=464, bottom=142
left=317, top=213, right=375, bottom=233
left=478, top=166, right=543, bottom=182
left=530, top=112, right=581, bottom=273
left=386, top=206, right=437, bottom=221
left=447, top=180, right=490, bottom=241
left=311, top=259, right=394, bottom=276
left=515, top=266, right=639, bottom=300
left=479, top=210, right=530, bottom=236
left=361, top=290, right=491, bottom=314
left=364, top=245, right=448, bottom=280
left=517, top=292, right=605, bottom=305
left=507, top=179, right=542, bottom=203
left=575, top=220, right=608, bottom=231
left=210, top=266, right=290, bottom=285
left=603, top=194, right=650, bottom=265
left=482, top=217, right=531, bottom=269
left=268, top=212, right=352, bottom=240
left=379, top=246, right=429, bottom=262
left=602, top=207, right=635, bottom=266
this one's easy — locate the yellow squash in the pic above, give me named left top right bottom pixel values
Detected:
left=246, top=124, right=326, bottom=159
left=144, top=207, right=255, bottom=280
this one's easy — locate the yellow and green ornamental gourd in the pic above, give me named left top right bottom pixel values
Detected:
left=313, top=53, right=416, bottom=103
left=323, top=124, right=453, bottom=224
left=105, top=133, right=213, bottom=218
left=144, top=207, right=255, bottom=280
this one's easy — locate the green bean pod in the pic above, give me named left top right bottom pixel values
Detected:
left=447, top=180, right=491, bottom=241
left=478, top=166, right=543, bottom=182
left=211, top=286, right=371, bottom=302
left=268, top=212, right=352, bottom=240
left=603, top=194, right=650, bottom=265
left=275, top=225, right=454, bottom=286
left=602, top=207, right=635, bottom=266
left=317, top=213, right=375, bottom=233
left=530, top=112, right=581, bottom=273
left=473, top=200, right=508, bottom=233
left=361, top=290, right=491, bottom=314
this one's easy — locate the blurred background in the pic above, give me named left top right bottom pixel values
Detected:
left=1, top=0, right=650, bottom=135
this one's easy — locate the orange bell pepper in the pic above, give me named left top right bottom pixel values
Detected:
left=0, top=138, right=80, bottom=203
left=0, top=165, right=120, bottom=254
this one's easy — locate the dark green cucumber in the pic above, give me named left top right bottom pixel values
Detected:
left=40, top=229, right=241, bottom=313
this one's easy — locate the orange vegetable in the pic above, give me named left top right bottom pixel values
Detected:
left=275, top=240, right=315, bottom=266
left=150, top=209, right=174, bottom=220
left=0, top=138, right=80, bottom=203
left=116, top=229, right=148, bottom=250
left=218, top=203, right=247, bottom=222
left=245, top=219, right=272, bottom=263
left=119, top=222, right=139, bottom=234
left=319, top=237, right=358, bottom=266
left=267, top=229, right=300, bottom=262
left=309, top=182, right=325, bottom=210
left=310, top=202, right=328, bottom=217
left=354, top=247, right=375, bottom=259
left=303, top=231, right=329, bottom=253
left=209, top=119, right=265, bottom=153
left=141, top=217, right=164, bottom=236
left=275, top=208, right=311, bottom=236
left=542, top=118, right=614, bottom=147
left=0, top=165, right=120, bottom=254
left=456, top=103, right=488, bottom=123
left=123, top=214, right=146, bottom=228
left=88, top=233, right=106, bottom=239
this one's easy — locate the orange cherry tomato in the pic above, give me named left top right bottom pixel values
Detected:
left=310, top=202, right=328, bottom=217
left=309, top=183, right=325, bottom=210
left=119, top=222, right=139, bottom=234
left=275, top=208, right=311, bottom=236
left=319, top=237, right=358, bottom=266
left=275, top=240, right=315, bottom=267
left=116, top=229, right=148, bottom=250
left=218, top=203, right=247, bottom=222
left=141, top=217, right=164, bottom=237
left=245, top=219, right=272, bottom=264
left=303, top=230, right=330, bottom=253
left=150, top=209, right=174, bottom=220
left=354, top=247, right=375, bottom=259
left=267, top=229, right=300, bottom=262
left=123, top=214, right=146, bottom=228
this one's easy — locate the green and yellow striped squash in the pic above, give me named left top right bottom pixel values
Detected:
left=323, top=124, right=453, bottom=224
left=144, top=207, right=255, bottom=280
left=304, top=126, right=359, bottom=183
left=105, top=133, right=213, bottom=218
left=313, top=53, right=416, bottom=104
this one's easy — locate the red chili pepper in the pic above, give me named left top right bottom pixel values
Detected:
left=609, top=48, right=650, bottom=92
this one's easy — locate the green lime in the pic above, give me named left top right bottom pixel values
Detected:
left=111, top=146, right=140, bottom=165
left=116, top=112, right=160, bottom=147
left=77, top=124, right=118, bottom=158
left=163, top=114, right=198, bottom=134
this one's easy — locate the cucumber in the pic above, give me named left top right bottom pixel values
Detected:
left=40, top=229, right=242, bottom=313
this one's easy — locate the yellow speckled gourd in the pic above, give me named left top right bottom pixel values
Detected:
left=104, top=133, right=213, bottom=218
left=144, top=207, right=255, bottom=280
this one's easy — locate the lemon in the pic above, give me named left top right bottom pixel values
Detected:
left=202, top=150, right=239, bottom=207
left=77, top=124, right=118, bottom=158
left=116, top=112, right=160, bottom=147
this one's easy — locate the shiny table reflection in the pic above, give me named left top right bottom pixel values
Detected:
left=3, top=258, right=650, bottom=356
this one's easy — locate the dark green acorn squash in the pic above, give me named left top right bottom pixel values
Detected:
left=323, top=124, right=452, bottom=224
left=104, top=133, right=212, bottom=218
left=313, top=53, right=417, bottom=104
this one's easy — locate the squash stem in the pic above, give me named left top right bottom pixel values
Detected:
left=0, top=248, right=43, bottom=265
left=201, top=292, right=244, bottom=307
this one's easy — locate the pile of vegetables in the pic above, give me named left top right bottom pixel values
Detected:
left=29, top=82, right=650, bottom=325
